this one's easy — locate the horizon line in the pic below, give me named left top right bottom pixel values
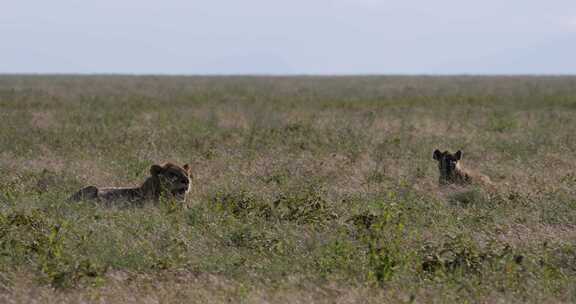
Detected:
left=1, top=73, right=576, bottom=77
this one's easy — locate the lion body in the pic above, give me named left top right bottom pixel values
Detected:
left=68, top=163, right=191, bottom=205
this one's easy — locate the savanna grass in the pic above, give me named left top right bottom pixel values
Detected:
left=1, top=75, right=576, bottom=303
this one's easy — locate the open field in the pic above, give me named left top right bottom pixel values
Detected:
left=1, top=75, right=576, bottom=303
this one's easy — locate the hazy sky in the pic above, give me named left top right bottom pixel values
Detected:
left=2, top=0, right=575, bottom=74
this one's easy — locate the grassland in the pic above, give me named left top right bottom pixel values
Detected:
left=1, top=75, right=576, bottom=303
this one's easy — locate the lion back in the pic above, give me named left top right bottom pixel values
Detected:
left=68, top=186, right=99, bottom=202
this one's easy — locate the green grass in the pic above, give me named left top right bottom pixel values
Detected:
left=1, top=75, right=576, bottom=303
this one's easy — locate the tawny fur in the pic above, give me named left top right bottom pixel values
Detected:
left=68, top=163, right=191, bottom=206
left=433, top=149, right=493, bottom=187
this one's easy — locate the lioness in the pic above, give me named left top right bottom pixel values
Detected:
left=433, top=149, right=492, bottom=186
left=69, top=163, right=191, bottom=205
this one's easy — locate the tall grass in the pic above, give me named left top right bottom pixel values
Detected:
left=1, top=75, right=576, bottom=303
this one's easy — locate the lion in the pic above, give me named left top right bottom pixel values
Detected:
left=68, top=162, right=191, bottom=205
left=433, top=149, right=492, bottom=187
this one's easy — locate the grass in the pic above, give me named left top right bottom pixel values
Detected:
left=1, top=75, right=576, bottom=303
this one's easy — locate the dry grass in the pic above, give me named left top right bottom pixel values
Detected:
left=1, top=75, right=576, bottom=303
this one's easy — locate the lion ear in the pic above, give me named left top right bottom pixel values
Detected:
left=150, top=164, right=163, bottom=176
left=455, top=150, right=462, bottom=161
left=183, top=164, right=191, bottom=174
left=433, top=149, right=442, bottom=160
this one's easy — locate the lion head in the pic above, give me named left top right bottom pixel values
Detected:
left=149, top=163, right=191, bottom=202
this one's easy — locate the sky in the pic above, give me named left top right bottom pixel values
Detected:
left=1, top=0, right=575, bottom=75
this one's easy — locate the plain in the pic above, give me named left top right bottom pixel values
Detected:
left=1, top=75, right=576, bottom=303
